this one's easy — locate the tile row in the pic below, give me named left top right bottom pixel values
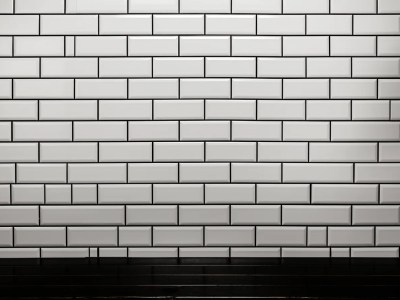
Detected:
left=1, top=225, right=400, bottom=247
left=2, top=183, right=400, bottom=205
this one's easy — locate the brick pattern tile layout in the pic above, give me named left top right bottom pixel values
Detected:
left=0, top=0, right=400, bottom=258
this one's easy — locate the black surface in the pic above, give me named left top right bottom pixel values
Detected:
left=1, top=258, right=400, bottom=299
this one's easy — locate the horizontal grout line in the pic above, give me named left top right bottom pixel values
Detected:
left=1, top=13, right=400, bottom=15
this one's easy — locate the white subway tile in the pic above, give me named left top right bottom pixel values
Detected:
left=0, top=143, right=38, bottom=163
left=74, top=121, right=127, bottom=141
left=353, top=58, right=400, bottom=78
left=232, top=37, right=281, bottom=56
left=353, top=206, right=399, bottom=225
left=99, top=100, right=152, bottom=120
left=232, top=121, right=282, bottom=141
left=180, top=79, right=230, bottom=99
left=379, top=0, right=400, bottom=13
left=233, top=0, right=281, bottom=13
left=180, top=0, right=231, bottom=13
left=0, top=101, right=37, bottom=121
left=354, top=16, right=400, bottom=35
left=231, top=163, right=281, bottom=183
left=0, top=123, right=11, bottom=141
left=41, top=58, right=97, bottom=78
left=328, top=227, right=374, bottom=246
left=258, top=58, right=305, bottom=78
left=356, top=164, right=400, bottom=183
left=129, top=79, right=178, bottom=99
left=307, top=100, right=351, bottom=120
left=41, top=15, right=98, bottom=35
left=100, top=142, right=152, bottom=162
left=180, top=205, right=229, bottom=225
left=307, top=15, right=352, bottom=35
left=307, top=58, right=351, bottom=78
left=0, top=37, right=12, bottom=56
left=14, top=79, right=74, bottom=99
left=68, top=164, right=127, bottom=183
left=13, top=122, right=72, bottom=142
left=0, top=206, right=38, bottom=225
left=283, top=163, right=353, bottom=183
left=206, top=100, right=255, bottom=120
left=15, top=0, right=64, bottom=13
left=128, top=163, right=178, bottom=183
left=233, top=79, right=282, bottom=99
left=283, top=121, right=330, bottom=141
left=0, top=58, right=38, bottom=78
left=379, top=79, right=400, bottom=99
left=98, top=184, right=151, bottom=204
left=154, top=15, right=204, bottom=35
left=378, top=37, right=400, bottom=56
left=153, top=100, right=204, bottom=120
left=0, top=16, right=38, bottom=35
left=0, top=0, right=13, bottom=13
left=76, top=79, right=127, bottom=99
left=14, top=227, right=66, bottom=247
left=40, top=100, right=97, bottom=120
left=283, top=0, right=329, bottom=13
left=41, top=206, right=124, bottom=225
left=257, top=227, right=306, bottom=246
left=154, top=184, right=204, bottom=204
left=100, top=15, right=151, bottom=35
left=180, top=121, right=230, bottom=141
left=14, top=36, right=64, bottom=56
left=258, top=142, right=308, bottom=162
left=68, top=227, right=117, bottom=246
left=284, top=79, right=329, bottom=99
left=100, top=58, right=151, bottom=78
left=76, top=36, right=126, bottom=56
left=206, top=58, right=256, bottom=78
left=154, top=142, right=204, bottom=162
left=352, top=100, right=389, bottom=120
left=17, top=164, right=66, bottom=183
left=206, top=15, right=256, bottom=35
left=331, top=122, right=400, bottom=141
left=129, top=36, right=178, bottom=56
left=129, top=0, right=178, bottom=13
left=205, top=227, right=254, bottom=246
left=231, top=205, right=281, bottom=225
left=153, top=227, right=203, bottom=246
left=310, top=143, right=377, bottom=162
left=119, top=227, right=151, bottom=246
left=312, top=184, right=378, bottom=204
left=180, top=163, right=230, bottom=183
left=283, top=205, right=351, bottom=225
left=331, top=79, right=377, bottom=99
left=12, top=184, right=44, bottom=205
left=129, top=121, right=179, bottom=141
left=40, top=143, right=97, bottom=163
left=45, top=185, right=71, bottom=205
left=380, top=143, right=400, bottom=162
left=206, top=142, right=256, bottom=162
left=180, top=36, right=230, bottom=56
left=206, top=184, right=255, bottom=204
left=284, top=37, right=329, bottom=57
left=127, top=206, right=177, bottom=225
left=258, top=16, right=305, bottom=35
left=153, top=58, right=204, bottom=78
left=331, top=37, right=376, bottom=56
left=331, top=0, right=376, bottom=13
left=66, top=0, right=127, bottom=13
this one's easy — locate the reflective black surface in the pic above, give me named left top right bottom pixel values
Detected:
left=1, top=258, right=400, bottom=299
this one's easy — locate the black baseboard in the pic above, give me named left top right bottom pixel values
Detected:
left=1, top=258, right=400, bottom=299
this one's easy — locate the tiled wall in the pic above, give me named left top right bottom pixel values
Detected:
left=0, top=0, right=400, bottom=258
